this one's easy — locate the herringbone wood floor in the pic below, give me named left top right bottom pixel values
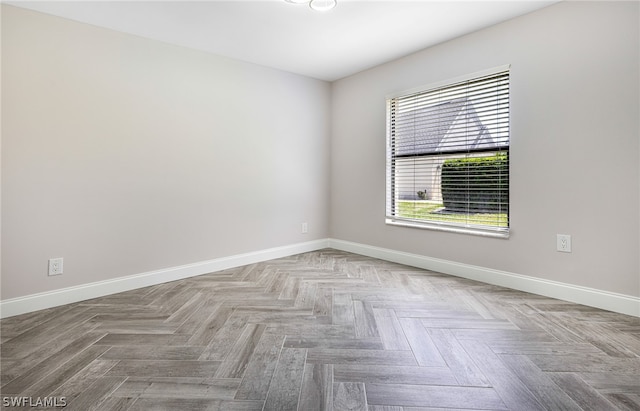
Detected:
left=1, top=249, right=639, bottom=410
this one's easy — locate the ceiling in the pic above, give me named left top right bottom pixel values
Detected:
left=6, top=0, right=559, bottom=81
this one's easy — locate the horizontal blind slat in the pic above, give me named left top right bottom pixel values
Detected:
left=386, top=68, right=510, bottom=232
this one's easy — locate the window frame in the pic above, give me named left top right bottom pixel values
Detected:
left=385, top=65, right=511, bottom=238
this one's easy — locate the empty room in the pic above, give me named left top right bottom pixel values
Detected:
left=1, top=0, right=639, bottom=410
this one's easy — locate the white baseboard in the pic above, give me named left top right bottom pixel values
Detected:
left=0, top=239, right=330, bottom=319
left=329, top=239, right=640, bottom=318
left=3, top=238, right=638, bottom=319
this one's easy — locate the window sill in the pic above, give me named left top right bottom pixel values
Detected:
left=385, top=218, right=510, bottom=239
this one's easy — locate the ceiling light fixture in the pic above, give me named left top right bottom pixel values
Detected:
left=285, top=0, right=337, bottom=12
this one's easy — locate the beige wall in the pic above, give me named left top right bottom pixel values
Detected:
left=330, top=1, right=640, bottom=297
left=1, top=5, right=331, bottom=300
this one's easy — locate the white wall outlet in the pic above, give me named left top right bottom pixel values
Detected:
left=301, top=222, right=308, bottom=234
left=48, top=258, right=64, bottom=276
left=556, top=234, right=571, bottom=253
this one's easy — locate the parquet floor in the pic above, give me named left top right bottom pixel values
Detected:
left=1, top=249, right=639, bottom=410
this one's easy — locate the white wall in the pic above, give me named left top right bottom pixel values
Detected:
left=330, top=1, right=640, bottom=298
left=1, top=5, right=330, bottom=300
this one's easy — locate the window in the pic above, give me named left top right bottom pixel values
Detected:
left=386, top=66, right=510, bottom=237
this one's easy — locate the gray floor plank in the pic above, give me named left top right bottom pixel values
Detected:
left=459, top=341, right=545, bottom=411
left=50, top=359, right=120, bottom=404
left=21, top=345, right=110, bottom=398
left=354, top=300, right=379, bottom=338
left=549, top=372, right=621, bottom=411
left=333, top=382, right=367, bottom=411
left=64, top=376, right=127, bottom=411
left=427, top=328, right=490, bottom=387
left=94, top=333, right=190, bottom=346
left=186, top=304, right=234, bottom=346
left=283, top=336, right=383, bottom=350
left=1, top=332, right=107, bottom=395
left=373, top=308, right=411, bottom=351
left=263, top=347, right=307, bottom=411
left=215, top=323, right=265, bottom=378
left=199, top=313, right=250, bottom=361
left=101, top=345, right=204, bottom=361
left=333, top=364, right=457, bottom=386
left=398, top=318, right=446, bottom=366
left=235, top=331, right=285, bottom=400
left=127, top=398, right=264, bottom=411
left=299, top=363, right=333, bottom=411
left=112, top=377, right=239, bottom=399
left=306, top=348, right=417, bottom=366
left=1, top=249, right=638, bottom=410
left=313, top=287, right=334, bottom=317
left=106, top=360, right=221, bottom=379
left=365, top=383, right=507, bottom=409
left=499, top=354, right=583, bottom=410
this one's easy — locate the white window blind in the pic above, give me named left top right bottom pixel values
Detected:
left=386, top=67, right=510, bottom=237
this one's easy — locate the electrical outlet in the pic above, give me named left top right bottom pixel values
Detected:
left=48, top=258, right=64, bottom=276
left=556, top=234, right=571, bottom=253
left=301, top=222, right=308, bottom=234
